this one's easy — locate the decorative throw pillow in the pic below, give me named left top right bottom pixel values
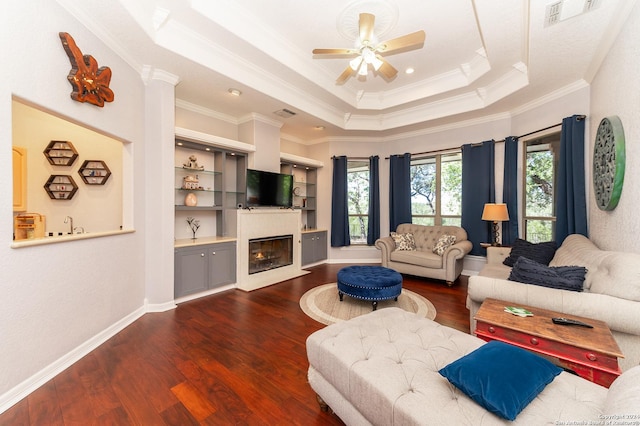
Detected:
left=390, top=232, right=416, bottom=251
left=439, top=340, right=562, bottom=421
left=433, top=234, right=457, bottom=256
left=508, top=256, right=587, bottom=292
left=503, top=238, right=558, bottom=267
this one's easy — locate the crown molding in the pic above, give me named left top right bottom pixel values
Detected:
left=176, top=99, right=238, bottom=124
left=238, top=113, right=284, bottom=129
left=175, top=127, right=256, bottom=153
left=356, top=48, right=491, bottom=110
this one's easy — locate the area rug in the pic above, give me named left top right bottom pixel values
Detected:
left=299, top=283, right=437, bottom=325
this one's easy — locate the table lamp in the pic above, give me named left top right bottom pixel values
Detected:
left=482, top=203, right=509, bottom=246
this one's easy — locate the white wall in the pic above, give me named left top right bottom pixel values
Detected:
left=0, top=1, right=147, bottom=410
left=589, top=1, right=640, bottom=252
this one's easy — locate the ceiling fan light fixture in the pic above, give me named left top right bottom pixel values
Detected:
left=371, top=56, right=384, bottom=71
left=349, top=56, right=362, bottom=71
left=358, top=62, right=369, bottom=76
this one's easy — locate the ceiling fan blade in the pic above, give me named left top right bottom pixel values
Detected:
left=312, top=48, right=358, bottom=55
left=336, top=65, right=355, bottom=84
left=359, top=13, right=375, bottom=45
left=377, top=30, right=426, bottom=55
left=377, top=56, right=398, bottom=79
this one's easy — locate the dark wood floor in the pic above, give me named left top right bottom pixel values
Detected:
left=1, top=263, right=470, bottom=425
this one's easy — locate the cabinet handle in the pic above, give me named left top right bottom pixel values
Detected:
left=488, top=326, right=495, bottom=333
left=212, top=252, right=216, bottom=255
left=586, top=353, right=597, bottom=362
left=201, top=253, right=205, bottom=257
left=530, top=338, right=539, bottom=345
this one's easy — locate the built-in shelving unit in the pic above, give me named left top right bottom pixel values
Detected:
left=174, top=134, right=250, bottom=239
left=281, top=154, right=323, bottom=230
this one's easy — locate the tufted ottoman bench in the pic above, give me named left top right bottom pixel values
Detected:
left=306, top=308, right=617, bottom=425
left=337, top=265, right=402, bottom=310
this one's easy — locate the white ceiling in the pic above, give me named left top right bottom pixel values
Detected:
left=56, top=0, right=635, bottom=143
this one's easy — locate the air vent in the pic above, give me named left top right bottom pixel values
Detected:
left=545, top=1, right=563, bottom=26
left=273, top=108, right=297, bottom=118
left=545, top=0, right=601, bottom=27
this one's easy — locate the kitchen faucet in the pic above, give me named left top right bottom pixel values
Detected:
left=64, top=216, right=73, bottom=234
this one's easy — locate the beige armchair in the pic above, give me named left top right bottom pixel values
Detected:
left=375, top=224, right=472, bottom=286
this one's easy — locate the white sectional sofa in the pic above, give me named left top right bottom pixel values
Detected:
left=467, top=234, right=640, bottom=372
left=306, top=308, right=640, bottom=425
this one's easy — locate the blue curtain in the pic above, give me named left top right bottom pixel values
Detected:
left=389, top=153, right=412, bottom=231
left=367, top=155, right=380, bottom=245
left=461, top=141, right=495, bottom=255
left=330, top=156, right=350, bottom=247
left=556, top=115, right=588, bottom=245
left=502, top=136, right=519, bottom=245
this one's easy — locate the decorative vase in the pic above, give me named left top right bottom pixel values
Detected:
left=184, top=192, right=198, bottom=206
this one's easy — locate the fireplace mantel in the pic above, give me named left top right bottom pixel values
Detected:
left=236, top=209, right=308, bottom=291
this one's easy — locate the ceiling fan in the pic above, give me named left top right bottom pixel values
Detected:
left=312, top=13, right=425, bottom=84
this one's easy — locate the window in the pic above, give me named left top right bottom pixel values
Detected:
left=347, top=160, right=369, bottom=244
left=523, top=133, right=560, bottom=242
left=410, top=152, right=462, bottom=226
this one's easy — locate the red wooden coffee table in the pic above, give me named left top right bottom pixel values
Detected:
left=474, top=298, right=624, bottom=388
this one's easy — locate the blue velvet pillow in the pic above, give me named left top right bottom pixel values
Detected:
left=508, top=256, right=587, bottom=292
left=439, top=341, right=562, bottom=420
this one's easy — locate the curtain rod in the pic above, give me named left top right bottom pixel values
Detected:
left=494, top=114, right=586, bottom=143
left=383, top=114, right=587, bottom=158
left=331, top=155, right=372, bottom=161
left=333, top=116, right=588, bottom=160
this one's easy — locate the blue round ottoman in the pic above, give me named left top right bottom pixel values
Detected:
left=337, top=265, right=403, bottom=310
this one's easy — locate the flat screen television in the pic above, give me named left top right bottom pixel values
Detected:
left=245, top=168, right=293, bottom=208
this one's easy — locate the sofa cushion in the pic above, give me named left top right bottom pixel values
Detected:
left=508, top=257, right=587, bottom=292
left=390, top=249, right=443, bottom=268
left=439, top=340, right=562, bottom=421
left=503, top=238, right=557, bottom=267
left=433, top=234, right=456, bottom=256
left=390, top=232, right=416, bottom=251
left=603, top=365, right=640, bottom=416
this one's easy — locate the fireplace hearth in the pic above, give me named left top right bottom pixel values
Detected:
left=249, top=234, right=293, bottom=275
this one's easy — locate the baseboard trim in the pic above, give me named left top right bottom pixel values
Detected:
left=145, top=299, right=178, bottom=312
left=0, top=306, right=146, bottom=415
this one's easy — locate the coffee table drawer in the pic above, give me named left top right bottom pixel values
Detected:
left=476, top=321, right=621, bottom=373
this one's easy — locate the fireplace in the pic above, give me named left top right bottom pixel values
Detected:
left=248, top=234, right=293, bottom=275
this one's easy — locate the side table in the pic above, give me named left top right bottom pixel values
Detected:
left=474, top=298, right=624, bottom=388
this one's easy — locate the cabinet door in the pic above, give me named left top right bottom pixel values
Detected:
left=175, top=247, right=209, bottom=297
left=13, top=146, right=27, bottom=211
left=314, top=231, right=328, bottom=263
left=209, top=243, right=236, bottom=288
left=301, top=233, right=315, bottom=266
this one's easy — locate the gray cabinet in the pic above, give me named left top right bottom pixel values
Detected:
left=175, top=241, right=236, bottom=298
left=301, top=230, right=327, bottom=266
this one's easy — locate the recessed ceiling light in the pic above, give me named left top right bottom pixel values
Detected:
left=314, top=125, right=325, bottom=130
left=228, top=88, right=242, bottom=96
left=405, top=67, right=415, bottom=74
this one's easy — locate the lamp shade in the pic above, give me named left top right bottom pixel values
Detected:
left=482, top=203, right=509, bottom=221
